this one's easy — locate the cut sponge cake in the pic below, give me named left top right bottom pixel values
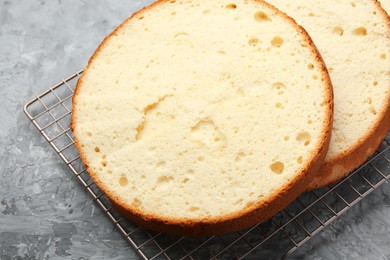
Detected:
left=71, top=0, right=333, bottom=236
left=267, top=0, right=390, bottom=189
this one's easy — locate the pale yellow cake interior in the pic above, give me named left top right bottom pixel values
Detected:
left=73, top=0, right=331, bottom=220
left=267, top=0, right=390, bottom=163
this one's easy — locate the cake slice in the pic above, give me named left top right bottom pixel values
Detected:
left=267, top=0, right=390, bottom=189
left=71, top=0, right=333, bottom=236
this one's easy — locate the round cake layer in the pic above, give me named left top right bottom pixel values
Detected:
left=267, top=0, right=390, bottom=189
left=72, top=0, right=333, bottom=236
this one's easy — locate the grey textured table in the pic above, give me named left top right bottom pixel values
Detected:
left=0, top=1, right=389, bottom=259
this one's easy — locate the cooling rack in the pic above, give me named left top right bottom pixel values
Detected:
left=24, top=70, right=390, bottom=259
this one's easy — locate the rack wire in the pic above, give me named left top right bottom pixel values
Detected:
left=24, top=70, right=390, bottom=259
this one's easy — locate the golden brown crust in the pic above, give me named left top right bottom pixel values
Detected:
left=71, top=0, right=333, bottom=236
left=379, top=0, right=390, bottom=18
left=308, top=0, right=390, bottom=189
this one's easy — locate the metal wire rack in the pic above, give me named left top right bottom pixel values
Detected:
left=24, top=70, right=390, bottom=259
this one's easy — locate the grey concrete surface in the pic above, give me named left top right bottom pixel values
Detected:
left=0, top=0, right=389, bottom=259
